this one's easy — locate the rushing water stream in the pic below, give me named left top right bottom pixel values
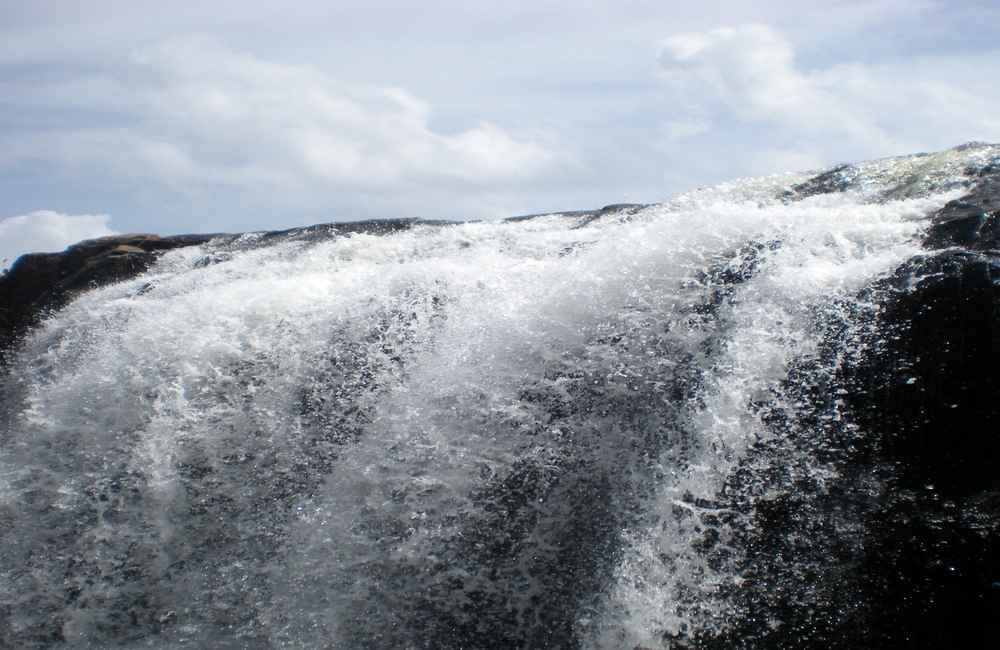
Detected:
left=2, top=145, right=998, bottom=648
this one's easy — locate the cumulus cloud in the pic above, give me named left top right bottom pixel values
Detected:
left=657, top=24, right=1000, bottom=169
left=0, top=37, right=565, bottom=200
left=0, top=211, right=117, bottom=271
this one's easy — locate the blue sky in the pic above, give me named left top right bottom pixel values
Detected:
left=2, top=1, right=1000, bottom=264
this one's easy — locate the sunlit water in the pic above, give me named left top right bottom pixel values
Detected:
left=2, top=144, right=997, bottom=648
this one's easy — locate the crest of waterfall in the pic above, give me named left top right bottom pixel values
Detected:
left=2, top=143, right=998, bottom=648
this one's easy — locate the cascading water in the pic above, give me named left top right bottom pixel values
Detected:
left=1, top=144, right=998, bottom=648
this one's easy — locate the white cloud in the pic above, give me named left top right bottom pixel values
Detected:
left=0, top=211, right=117, bottom=270
left=661, top=119, right=711, bottom=141
left=747, top=148, right=828, bottom=175
left=658, top=23, right=1000, bottom=164
left=0, top=37, right=567, bottom=199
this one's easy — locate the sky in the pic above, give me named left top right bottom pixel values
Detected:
left=2, top=0, right=1000, bottom=266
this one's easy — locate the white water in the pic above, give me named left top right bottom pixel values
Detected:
left=1, top=145, right=997, bottom=648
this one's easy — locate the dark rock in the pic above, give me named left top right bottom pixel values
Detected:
left=574, top=203, right=647, bottom=228
left=247, top=217, right=446, bottom=248
left=192, top=252, right=234, bottom=268
left=0, top=220, right=453, bottom=365
left=924, top=176, right=1000, bottom=250
left=688, top=167, right=1000, bottom=650
left=826, top=235, right=1000, bottom=648
left=771, top=175, right=997, bottom=650
left=787, top=163, right=856, bottom=198
left=505, top=203, right=647, bottom=225
left=838, top=178, right=1000, bottom=647
left=0, top=233, right=218, bottom=365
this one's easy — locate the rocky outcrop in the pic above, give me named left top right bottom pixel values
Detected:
left=695, top=167, right=1000, bottom=650
left=505, top=202, right=647, bottom=227
left=844, top=176, right=1000, bottom=649
left=0, top=234, right=216, bottom=363
left=0, top=218, right=459, bottom=366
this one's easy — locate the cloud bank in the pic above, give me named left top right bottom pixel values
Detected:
left=1, top=37, right=569, bottom=228
left=0, top=211, right=117, bottom=271
left=658, top=23, right=1000, bottom=171
left=3, top=38, right=563, bottom=188
left=2, top=5, right=999, bottom=233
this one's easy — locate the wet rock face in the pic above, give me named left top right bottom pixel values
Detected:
left=865, top=172, right=1000, bottom=502
left=866, top=170, right=1000, bottom=499
left=844, top=225, right=1000, bottom=649
left=924, top=175, right=1000, bottom=250
left=846, top=177, right=1000, bottom=650
left=701, top=170, right=1000, bottom=650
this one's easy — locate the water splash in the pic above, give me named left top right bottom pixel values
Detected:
left=1, top=144, right=997, bottom=648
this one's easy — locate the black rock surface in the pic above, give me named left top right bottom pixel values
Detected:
left=843, top=180, right=1000, bottom=648
left=694, top=166, right=1000, bottom=650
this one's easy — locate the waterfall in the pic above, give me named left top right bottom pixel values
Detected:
left=2, top=144, right=998, bottom=648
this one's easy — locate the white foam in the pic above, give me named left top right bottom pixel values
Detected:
left=2, top=143, right=997, bottom=647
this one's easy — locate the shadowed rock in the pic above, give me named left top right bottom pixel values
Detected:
left=0, top=234, right=218, bottom=364
left=692, top=166, right=1000, bottom=650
